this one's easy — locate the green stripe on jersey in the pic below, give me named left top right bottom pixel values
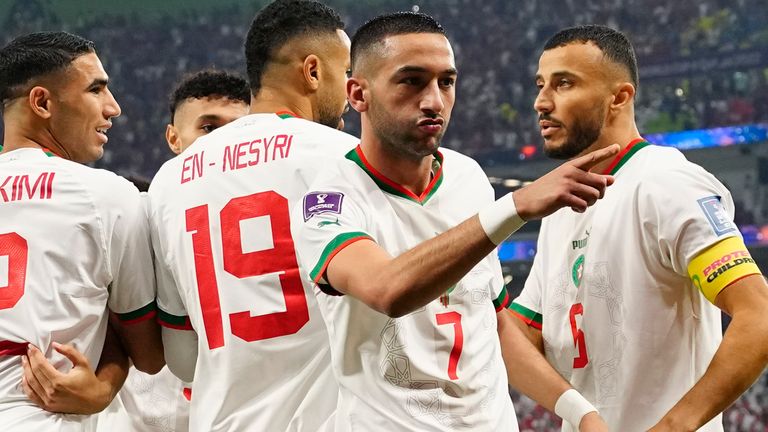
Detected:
left=609, top=141, right=650, bottom=175
left=310, top=231, right=372, bottom=282
left=510, top=302, right=543, bottom=326
left=492, top=285, right=510, bottom=309
left=157, top=309, right=190, bottom=327
left=117, top=301, right=156, bottom=322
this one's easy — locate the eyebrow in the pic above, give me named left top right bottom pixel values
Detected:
left=87, top=78, right=109, bottom=89
left=395, top=65, right=458, bottom=75
left=535, top=70, right=578, bottom=81
left=196, top=114, right=224, bottom=122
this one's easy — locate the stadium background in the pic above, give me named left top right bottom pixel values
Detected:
left=1, top=0, right=766, bottom=429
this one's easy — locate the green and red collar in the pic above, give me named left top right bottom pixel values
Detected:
left=0, top=144, right=57, bottom=158
left=345, top=145, right=444, bottom=205
left=275, top=110, right=301, bottom=120
left=601, top=138, right=650, bottom=175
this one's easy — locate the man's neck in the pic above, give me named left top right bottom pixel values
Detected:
left=359, top=138, right=435, bottom=197
left=249, top=87, right=312, bottom=121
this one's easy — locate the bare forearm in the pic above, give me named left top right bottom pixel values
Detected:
left=657, top=310, right=768, bottom=430
left=498, top=310, right=570, bottom=411
left=351, top=216, right=496, bottom=317
left=95, top=323, right=129, bottom=404
left=110, top=312, right=165, bottom=374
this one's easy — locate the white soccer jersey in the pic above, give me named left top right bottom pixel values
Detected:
left=294, top=145, right=518, bottom=432
left=513, top=140, right=742, bottom=431
left=97, top=366, right=189, bottom=432
left=148, top=112, right=358, bottom=432
left=0, top=147, right=156, bottom=432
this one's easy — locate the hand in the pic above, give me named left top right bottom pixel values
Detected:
left=21, top=343, right=114, bottom=414
left=513, top=144, right=620, bottom=220
left=579, top=411, right=609, bottom=431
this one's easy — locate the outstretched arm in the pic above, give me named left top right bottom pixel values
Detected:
left=324, top=145, right=618, bottom=317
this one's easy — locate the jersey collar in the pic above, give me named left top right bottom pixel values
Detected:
left=601, top=138, right=650, bottom=175
left=0, top=144, right=57, bottom=158
left=345, top=145, right=444, bottom=205
left=275, top=110, right=301, bottom=119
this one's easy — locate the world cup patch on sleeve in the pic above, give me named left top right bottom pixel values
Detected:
left=697, top=196, right=736, bottom=236
left=303, top=191, right=344, bottom=221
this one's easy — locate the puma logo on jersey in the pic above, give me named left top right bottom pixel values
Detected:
left=318, top=218, right=341, bottom=228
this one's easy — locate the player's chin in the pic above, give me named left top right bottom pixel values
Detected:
left=86, top=145, right=106, bottom=163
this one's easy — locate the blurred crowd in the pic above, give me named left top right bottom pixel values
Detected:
left=1, top=0, right=767, bottom=429
left=2, top=0, right=767, bottom=176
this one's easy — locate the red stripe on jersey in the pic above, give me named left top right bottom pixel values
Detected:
left=120, top=310, right=157, bottom=326
left=510, top=310, right=543, bottom=330
left=312, top=236, right=372, bottom=284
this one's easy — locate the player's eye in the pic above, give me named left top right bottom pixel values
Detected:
left=439, top=77, right=456, bottom=88
left=201, top=124, right=216, bottom=133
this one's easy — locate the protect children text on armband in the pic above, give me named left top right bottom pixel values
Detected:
left=478, top=192, right=526, bottom=245
left=554, top=389, right=597, bottom=428
left=688, top=236, right=762, bottom=303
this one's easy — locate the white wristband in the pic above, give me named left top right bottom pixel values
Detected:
left=554, top=389, right=598, bottom=428
left=478, top=192, right=526, bottom=245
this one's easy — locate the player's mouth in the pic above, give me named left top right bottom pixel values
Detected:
left=96, top=123, right=112, bottom=143
left=539, top=120, right=562, bottom=138
left=417, top=117, right=444, bottom=135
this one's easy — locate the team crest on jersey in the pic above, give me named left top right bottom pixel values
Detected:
left=572, top=254, right=585, bottom=288
left=697, top=196, right=736, bottom=236
left=303, top=191, right=344, bottom=221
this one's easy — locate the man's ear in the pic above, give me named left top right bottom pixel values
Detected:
left=165, top=124, right=182, bottom=155
left=611, top=81, right=635, bottom=112
left=303, top=54, right=321, bottom=91
left=28, top=86, right=52, bottom=120
left=347, top=77, right=368, bottom=113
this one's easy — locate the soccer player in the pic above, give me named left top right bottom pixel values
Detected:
left=0, top=31, right=163, bottom=430
left=147, top=1, right=355, bottom=431
left=294, top=12, right=616, bottom=431
left=165, top=70, right=250, bottom=155
left=511, top=25, right=768, bottom=431
left=96, top=70, right=250, bottom=432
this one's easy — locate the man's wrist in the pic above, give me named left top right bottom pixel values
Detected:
left=478, top=192, right=527, bottom=245
left=555, top=389, right=598, bottom=428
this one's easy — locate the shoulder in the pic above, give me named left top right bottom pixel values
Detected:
left=628, top=145, right=725, bottom=194
left=440, top=147, right=484, bottom=172
left=78, top=166, right=143, bottom=210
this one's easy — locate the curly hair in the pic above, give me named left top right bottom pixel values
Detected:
left=168, top=69, right=250, bottom=122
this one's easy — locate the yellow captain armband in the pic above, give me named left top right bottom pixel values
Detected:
left=688, top=236, right=762, bottom=303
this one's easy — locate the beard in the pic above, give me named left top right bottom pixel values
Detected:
left=543, top=105, right=605, bottom=160
left=368, top=100, right=445, bottom=161
left=317, top=93, right=345, bottom=130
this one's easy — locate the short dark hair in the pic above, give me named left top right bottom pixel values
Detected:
left=168, top=70, right=250, bottom=122
left=245, top=0, right=344, bottom=94
left=0, top=31, right=95, bottom=103
left=543, top=25, right=639, bottom=89
left=351, top=12, right=445, bottom=73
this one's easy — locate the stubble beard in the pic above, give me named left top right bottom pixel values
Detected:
left=544, top=108, right=605, bottom=160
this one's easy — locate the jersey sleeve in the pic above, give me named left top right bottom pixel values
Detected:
left=488, top=250, right=512, bottom=312
left=147, top=188, right=193, bottom=331
left=639, top=164, right=761, bottom=303
left=511, top=233, right=545, bottom=330
left=100, top=181, right=157, bottom=323
left=293, top=174, right=374, bottom=294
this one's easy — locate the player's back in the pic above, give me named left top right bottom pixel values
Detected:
left=0, top=148, right=149, bottom=431
left=149, top=113, right=358, bottom=432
